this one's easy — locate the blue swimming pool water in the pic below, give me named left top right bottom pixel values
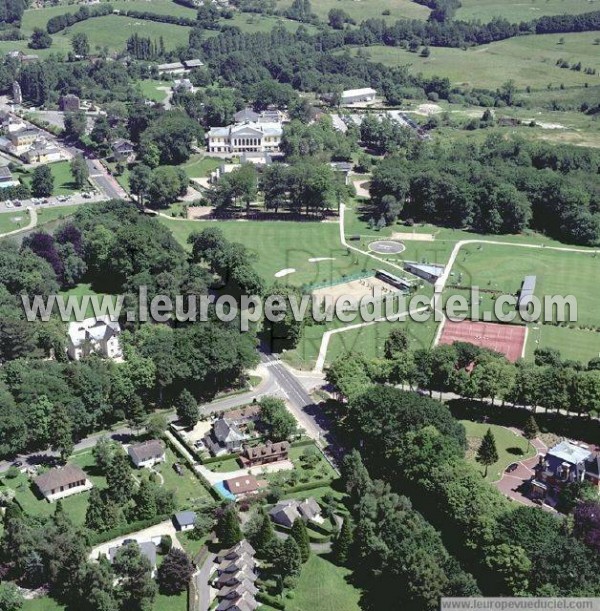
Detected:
left=213, top=481, right=236, bottom=501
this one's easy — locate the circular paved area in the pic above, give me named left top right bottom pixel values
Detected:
left=368, top=240, right=406, bottom=254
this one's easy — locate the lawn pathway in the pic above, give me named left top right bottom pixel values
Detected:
left=0, top=207, right=37, bottom=239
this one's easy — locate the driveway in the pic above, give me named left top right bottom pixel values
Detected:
left=197, top=459, right=294, bottom=485
left=89, top=518, right=183, bottom=561
left=494, top=436, right=547, bottom=508
left=190, top=552, right=216, bottom=611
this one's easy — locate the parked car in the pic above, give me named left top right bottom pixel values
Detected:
left=173, top=463, right=184, bottom=476
left=5, top=202, right=13, bottom=208
left=12, top=460, right=23, bottom=468
left=13, top=200, right=22, bottom=207
left=505, top=463, right=519, bottom=473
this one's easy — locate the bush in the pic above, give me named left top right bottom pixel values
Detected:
left=5, top=467, right=19, bottom=479
left=160, top=535, right=173, bottom=554
left=256, top=592, right=286, bottom=610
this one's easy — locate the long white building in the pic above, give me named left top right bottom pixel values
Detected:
left=207, top=121, right=283, bottom=154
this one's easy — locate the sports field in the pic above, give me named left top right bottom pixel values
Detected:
left=277, top=0, right=430, bottom=23
left=161, top=217, right=404, bottom=288
left=456, top=0, right=599, bottom=23
left=345, top=33, right=600, bottom=89
left=525, top=324, right=600, bottom=363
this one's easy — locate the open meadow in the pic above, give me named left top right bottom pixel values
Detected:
left=345, top=32, right=600, bottom=89
left=456, top=0, right=600, bottom=23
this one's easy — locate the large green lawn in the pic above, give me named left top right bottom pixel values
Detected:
left=344, top=32, right=600, bottom=89
left=0, top=209, right=31, bottom=234
left=277, top=0, right=430, bottom=23
left=286, top=553, right=362, bottom=611
left=22, top=591, right=186, bottom=611
left=456, top=0, right=599, bottom=23
left=16, top=161, right=79, bottom=196
left=462, top=420, right=536, bottom=482
left=181, top=155, right=225, bottom=179
left=525, top=324, right=600, bottom=364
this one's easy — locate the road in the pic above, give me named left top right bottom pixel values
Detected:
left=191, top=552, right=216, bottom=611
left=85, top=158, right=129, bottom=200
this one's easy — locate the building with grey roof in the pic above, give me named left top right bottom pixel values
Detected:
left=34, top=464, right=92, bottom=503
left=128, top=439, right=165, bottom=468
left=173, top=510, right=197, bottom=531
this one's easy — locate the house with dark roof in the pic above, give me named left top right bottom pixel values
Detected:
left=183, top=58, right=204, bottom=69
left=111, top=138, right=135, bottom=162
left=203, top=417, right=247, bottom=456
left=213, top=539, right=259, bottom=610
left=128, top=439, right=166, bottom=469
left=173, top=510, right=197, bottom=532
left=34, top=464, right=93, bottom=502
left=238, top=440, right=289, bottom=468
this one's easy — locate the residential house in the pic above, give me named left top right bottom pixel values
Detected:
left=173, top=510, right=197, bottom=532
left=24, top=142, right=62, bottom=164
left=9, top=128, right=39, bottom=153
left=238, top=440, right=290, bottom=468
left=532, top=440, right=600, bottom=498
left=67, top=315, right=122, bottom=361
left=0, top=166, right=20, bottom=189
left=269, top=497, right=323, bottom=528
left=207, top=121, right=283, bottom=154
left=59, top=94, right=80, bottom=112
left=183, top=58, right=204, bottom=69
left=214, top=540, right=258, bottom=610
left=340, top=87, right=377, bottom=105
left=128, top=439, right=166, bottom=469
left=223, top=474, right=261, bottom=499
left=111, top=138, right=135, bottom=162
left=203, top=417, right=247, bottom=456
left=34, top=464, right=93, bottom=502
left=224, top=405, right=260, bottom=428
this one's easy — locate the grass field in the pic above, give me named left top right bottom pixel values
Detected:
left=286, top=553, right=362, bottom=611
left=135, top=79, right=170, bottom=103
left=345, top=33, right=600, bottom=89
left=22, top=591, right=186, bottom=611
left=0, top=450, right=107, bottom=526
left=227, top=12, right=319, bottom=33
left=15, top=161, right=79, bottom=196
left=456, top=0, right=600, bottom=23
left=277, top=0, right=430, bottom=23
left=161, top=217, right=403, bottom=288
left=462, top=420, right=536, bottom=482
left=181, top=155, right=225, bottom=179
left=0, top=209, right=31, bottom=234
left=525, top=324, right=600, bottom=363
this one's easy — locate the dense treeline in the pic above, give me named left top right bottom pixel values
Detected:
left=368, top=135, right=600, bottom=245
left=0, top=0, right=27, bottom=25
left=45, top=4, right=112, bottom=35
left=0, top=201, right=258, bottom=459
left=340, top=451, right=480, bottom=610
left=126, top=34, right=166, bottom=61
left=327, top=369, right=600, bottom=601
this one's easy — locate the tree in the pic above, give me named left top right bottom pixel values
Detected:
left=105, top=448, right=134, bottom=505
left=476, top=428, right=498, bottom=477
left=290, top=518, right=310, bottom=562
left=147, top=166, right=189, bottom=209
left=157, top=548, right=194, bottom=595
left=0, top=583, right=23, bottom=611
left=573, top=500, right=600, bottom=553
left=216, top=505, right=242, bottom=548
left=251, top=511, right=275, bottom=556
left=49, top=403, right=73, bottom=462
left=275, top=535, right=302, bottom=579
left=127, top=395, right=147, bottom=434
left=134, top=478, right=157, bottom=521
left=129, top=164, right=152, bottom=206
left=85, top=487, right=106, bottom=532
left=332, top=517, right=353, bottom=564
left=175, top=389, right=199, bottom=429
left=64, top=111, right=87, bottom=140
left=522, top=416, right=539, bottom=451
left=384, top=328, right=410, bottom=359
left=29, top=27, right=52, bottom=50
left=31, top=165, right=54, bottom=198
left=71, top=32, right=89, bottom=57
left=258, top=396, right=297, bottom=441
left=93, top=436, right=117, bottom=474
left=112, top=542, right=156, bottom=611
left=146, top=413, right=168, bottom=439
left=70, top=154, right=89, bottom=189
left=484, top=543, right=532, bottom=595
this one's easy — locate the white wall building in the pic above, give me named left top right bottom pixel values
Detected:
left=207, top=121, right=283, bottom=154
left=341, top=87, right=377, bottom=105
left=128, top=439, right=166, bottom=469
left=67, top=316, right=122, bottom=361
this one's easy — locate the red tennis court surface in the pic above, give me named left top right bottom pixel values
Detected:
left=439, top=320, right=527, bottom=362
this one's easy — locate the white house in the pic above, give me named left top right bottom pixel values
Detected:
left=207, top=121, right=282, bottom=154
left=34, top=464, right=93, bottom=503
left=341, top=87, right=377, bottom=105
left=269, top=497, right=323, bottom=528
left=67, top=316, right=122, bottom=361
left=128, top=439, right=166, bottom=469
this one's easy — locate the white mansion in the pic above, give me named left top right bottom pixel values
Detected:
left=206, top=108, right=284, bottom=154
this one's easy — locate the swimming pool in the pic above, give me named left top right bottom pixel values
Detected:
left=213, top=481, right=236, bottom=501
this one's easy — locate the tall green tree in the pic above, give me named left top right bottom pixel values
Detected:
left=276, top=535, right=302, bottom=580
left=157, top=548, right=194, bottom=595
left=332, top=517, right=353, bottom=565
left=522, top=415, right=539, bottom=451
left=290, top=518, right=310, bottom=563
left=216, top=505, right=242, bottom=549
left=476, top=428, right=499, bottom=478
left=175, top=389, right=199, bottom=429
left=105, top=448, right=134, bottom=505
left=31, top=165, right=54, bottom=198
left=49, top=404, right=74, bottom=462
left=70, top=154, right=89, bottom=189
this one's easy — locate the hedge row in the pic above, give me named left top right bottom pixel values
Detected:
left=46, top=4, right=112, bottom=34
left=283, top=479, right=335, bottom=494
left=121, top=9, right=197, bottom=28
left=87, top=513, right=170, bottom=546
left=256, top=591, right=286, bottom=610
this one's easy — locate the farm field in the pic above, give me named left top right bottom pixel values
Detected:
left=277, top=0, right=430, bottom=23
left=525, top=324, right=600, bottom=363
left=456, top=0, right=599, bottom=23
left=345, top=32, right=600, bottom=89
left=462, top=420, right=536, bottom=482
